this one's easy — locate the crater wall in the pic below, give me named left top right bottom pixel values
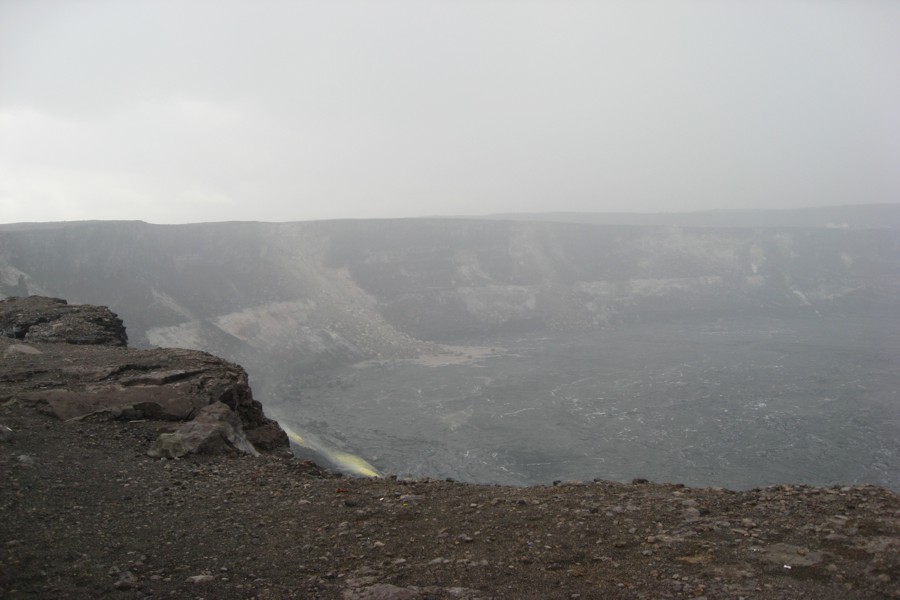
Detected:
left=1, top=218, right=898, bottom=367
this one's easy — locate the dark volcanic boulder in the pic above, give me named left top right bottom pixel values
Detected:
left=0, top=296, right=127, bottom=347
left=147, top=401, right=260, bottom=459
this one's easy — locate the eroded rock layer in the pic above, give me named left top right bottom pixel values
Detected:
left=0, top=296, right=287, bottom=457
left=0, top=296, right=127, bottom=347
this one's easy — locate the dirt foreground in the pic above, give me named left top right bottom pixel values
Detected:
left=2, top=400, right=898, bottom=600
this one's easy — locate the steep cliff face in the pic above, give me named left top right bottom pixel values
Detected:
left=0, top=218, right=897, bottom=365
left=320, top=219, right=900, bottom=340
left=0, top=296, right=288, bottom=456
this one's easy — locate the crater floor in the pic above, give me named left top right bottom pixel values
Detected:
left=270, top=312, right=900, bottom=490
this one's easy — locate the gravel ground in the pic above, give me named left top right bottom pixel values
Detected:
left=1, top=401, right=898, bottom=600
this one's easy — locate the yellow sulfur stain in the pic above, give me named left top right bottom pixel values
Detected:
left=281, top=424, right=381, bottom=478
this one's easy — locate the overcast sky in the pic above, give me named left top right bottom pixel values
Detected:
left=1, top=1, right=899, bottom=224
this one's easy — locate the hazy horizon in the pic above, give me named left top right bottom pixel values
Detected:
left=2, top=1, right=899, bottom=225
left=0, top=201, right=897, bottom=229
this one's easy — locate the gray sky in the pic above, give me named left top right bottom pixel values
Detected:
left=1, top=0, right=899, bottom=224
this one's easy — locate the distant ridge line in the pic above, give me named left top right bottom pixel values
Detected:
left=2, top=203, right=898, bottom=230
left=458, top=203, right=900, bottom=230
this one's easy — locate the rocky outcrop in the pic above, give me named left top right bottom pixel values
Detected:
left=0, top=296, right=287, bottom=456
left=0, top=296, right=127, bottom=347
left=147, top=401, right=260, bottom=459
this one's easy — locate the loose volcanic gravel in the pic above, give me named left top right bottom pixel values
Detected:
left=1, top=402, right=898, bottom=599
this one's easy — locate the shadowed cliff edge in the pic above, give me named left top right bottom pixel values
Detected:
left=0, top=296, right=288, bottom=458
left=1, top=297, right=898, bottom=599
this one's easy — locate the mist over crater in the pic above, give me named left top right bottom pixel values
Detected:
left=2, top=209, right=898, bottom=489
